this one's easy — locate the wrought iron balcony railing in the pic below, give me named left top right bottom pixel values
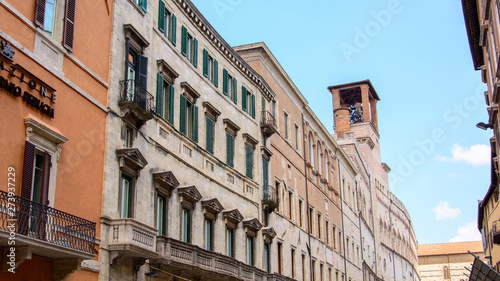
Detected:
left=0, top=190, right=96, bottom=254
left=119, top=79, right=155, bottom=115
left=260, top=111, right=277, bottom=137
left=262, top=185, right=279, bottom=211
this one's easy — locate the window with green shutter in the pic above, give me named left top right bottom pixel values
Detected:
left=206, top=116, right=214, bottom=154
left=179, top=94, right=198, bottom=142
left=242, top=86, right=247, bottom=112
left=226, top=132, right=234, bottom=167
left=156, top=73, right=174, bottom=124
left=181, top=207, right=191, bottom=243
left=203, top=49, right=218, bottom=86
left=245, top=145, right=253, bottom=179
left=158, top=1, right=176, bottom=45
left=181, top=26, right=197, bottom=67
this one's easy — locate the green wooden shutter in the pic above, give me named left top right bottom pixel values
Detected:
left=171, top=14, right=177, bottom=45
left=181, top=26, right=187, bottom=56
left=193, top=105, right=198, bottom=142
left=180, top=94, right=186, bottom=134
left=193, top=38, right=198, bottom=67
left=169, top=85, right=175, bottom=124
left=251, top=94, right=256, bottom=119
left=232, top=77, right=237, bottom=104
left=214, top=59, right=218, bottom=87
left=223, top=69, right=228, bottom=96
left=156, top=73, right=163, bottom=115
left=158, top=0, right=165, bottom=33
left=206, top=117, right=213, bottom=154
left=226, top=132, right=234, bottom=167
left=246, top=145, right=253, bottom=179
left=141, top=0, right=147, bottom=12
left=242, top=86, right=247, bottom=112
left=203, top=49, right=208, bottom=77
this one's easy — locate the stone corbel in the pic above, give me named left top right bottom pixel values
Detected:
left=52, top=259, right=82, bottom=281
left=2, top=246, right=33, bottom=272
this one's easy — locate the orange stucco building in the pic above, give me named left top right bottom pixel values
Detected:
left=0, top=0, right=113, bottom=280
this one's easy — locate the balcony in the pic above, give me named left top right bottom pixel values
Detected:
left=155, top=237, right=273, bottom=280
left=106, top=218, right=158, bottom=263
left=262, top=185, right=279, bottom=211
left=493, top=220, right=500, bottom=244
left=0, top=190, right=96, bottom=260
left=119, top=79, right=155, bottom=128
left=261, top=111, right=277, bottom=137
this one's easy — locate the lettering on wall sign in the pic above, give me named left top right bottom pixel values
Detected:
left=0, top=40, right=57, bottom=118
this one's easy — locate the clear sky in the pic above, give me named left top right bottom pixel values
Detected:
left=190, top=0, right=492, bottom=244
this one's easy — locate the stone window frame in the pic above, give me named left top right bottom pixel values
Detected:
left=223, top=209, right=243, bottom=258
left=178, top=185, right=202, bottom=243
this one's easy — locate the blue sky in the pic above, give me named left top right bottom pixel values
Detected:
left=190, top=0, right=492, bottom=244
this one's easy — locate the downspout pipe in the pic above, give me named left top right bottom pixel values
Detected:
left=302, top=113, right=313, bottom=281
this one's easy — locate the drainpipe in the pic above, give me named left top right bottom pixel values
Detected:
left=302, top=113, right=313, bottom=281
left=338, top=158, right=348, bottom=281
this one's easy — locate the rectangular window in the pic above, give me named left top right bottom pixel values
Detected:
left=245, top=145, right=253, bottom=179
left=119, top=173, right=133, bottom=218
left=277, top=242, right=283, bottom=274
left=284, top=112, right=289, bottom=139
left=309, top=207, right=314, bottom=235
left=271, top=100, right=276, bottom=118
left=241, top=86, right=256, bottom=118
left=205, top=218, right=213, bottom=251
left=326, top=221, right=330, bottom=245
left=264, top=243, right=271, bottom=273
left=317, top=213, right=322, bottom=239
left=203, top=49, right=218, bottom=86
left=247, top=236, right=254, bottom=266
left=333, top=226, right=337, bottom=250
left=295, top=125, right=300, bottom=150
left=223, top=69, right=237, bottom=104
left=158, top=1, right=176, bottom=45
left=157, top=194, right=166, bottom=236
left=125, top=126, right=133, bottom=148
left=181, top=26, right=198, bottom=67
left=133, top=0, right=147, bottom=12
left=302, top=254, right=306, bottom=281
left=299, top=200, right=304, bottom=227
left=206, top=116, right=215, bottom=154
left=320, top=263, right=324, bottom=281
left=312, top=259, right=316, bottom=281
left=226, top=228, right=234, bottom=257
left=181, top=207, right=191, bottom=243
left=44, top=0, right=56, bottom=36
left=346, top=237, right=350, bottom=259
left=226, top=132, right=235, bottom=167
left=291, top=249, right=296, bottom=278
left=156, top=73, right=174, bottom=124
left=179, top=94, right=198, bottom=142
left=288, top=191, right=293, bottom=220
left=276, top=181, right=282, bottom=212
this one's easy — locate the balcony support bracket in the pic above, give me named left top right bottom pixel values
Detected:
left=52, top=258, right=82, bottom=281
left=110, top=251, right=124, bottom=265
left=133, top=257, right=147, bottom=271
left=1, top=246, right=33, bottom=272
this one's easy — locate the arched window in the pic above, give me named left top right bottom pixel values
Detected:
left=309, top=133, right=314, bottom=168
left=317, top=141, right=322, bottom=174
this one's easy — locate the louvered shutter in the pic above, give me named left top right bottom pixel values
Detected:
left=193, top=38, right=198, bottom=67
left=63, top=0, right=77, bottom=52
left=171, top=14, right=177, bottom=45
left=246, top=146, right=253, bottom=179
left=41, top=151, right=51, bottom=206
left=141, top=0, right=147, bottom=12
left=232, top=77, right=237, bottom=104
left=226, top=133, right=231, bottom=167
left=138, top=55, right=148, bottom=110
left=251, top=94, right=255, bottom=119
left=193, top=105, right=198, bottom=143
left=242, top=86, right=247, bottom=112
left=181, top=26, right=187, bottom=56
left=223, top=69, right=228, bottom=95
left=158, top=0, right=165, bottom=33
left=214, top=59, right=218, bottom=87
left=169, top=85, right=175, bottom=124
left=156, top=73, right=163, bottom=115
left=35, top=0, right=46, bottom=29
left=203, top=49, right=208, bottom=77
left=179, top=94, right=186, bottom=134
left=206, top=117, right=213, bottom=154
left=22, top=141, right=36, bottom=199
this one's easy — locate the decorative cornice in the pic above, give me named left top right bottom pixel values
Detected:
left=153, top=171, right=180, bottom=195
left=116, top=148, right=148, bottom=171
left=173, top=0, right=275, bottom=100
left=243, top=218, right=263, bottom=233
left=178, top=185, right=202, bottom=203
left=223, top=209, right=244, bottom=224
left=201, top=198, right=224, bottom=215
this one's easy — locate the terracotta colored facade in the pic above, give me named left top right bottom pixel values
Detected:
left=463, top=0, right=500, bottom=272
left=0, top=0, right=113, bottom=280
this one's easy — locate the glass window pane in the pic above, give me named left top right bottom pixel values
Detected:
left=44, top=0, right=56, bottom=36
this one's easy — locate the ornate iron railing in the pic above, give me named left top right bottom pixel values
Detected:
left=0, top=190, right=96, bottom=254
left=120, top=79, right=155, bottom=114
left=261, top=111, right=277, bottom=128
left=263, top=185, right=279, bottom=204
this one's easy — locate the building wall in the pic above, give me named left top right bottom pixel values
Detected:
left=0, top=0, right=112, bottom=279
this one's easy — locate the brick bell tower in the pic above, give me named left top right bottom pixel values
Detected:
left=328, top=80, right=380, bottom=139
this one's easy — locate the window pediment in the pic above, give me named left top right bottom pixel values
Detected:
left=157, top=59, right=179, bottom=84
left=262, top=227, right=277, bottom=244
left=261, top=146, right=273, bottom=160
left=243, top=218, right=262, bottom=236
left=243, top=133, right=258, bottom=149
left=181, top=82, right=200, bottom=104
left=123, top=24, right=149, bottom=53
left=223, top=118, right=240, bottom=136
left=223, top=209, right=243, bottom=227
left=116, top=148, right=148, bottom=175
left=203, top=101, right=221, bottom=122
left=153, top=171, right=180, bottom=195
left=178, top=185, right=202, bottom=204
left=202, top=198, right=224, bottom=220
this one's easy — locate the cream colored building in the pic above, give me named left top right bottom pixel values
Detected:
left=418, top=241, right=484, bottom=281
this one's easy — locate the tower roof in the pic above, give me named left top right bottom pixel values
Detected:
left=327, top=79, right=380, bottom=102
